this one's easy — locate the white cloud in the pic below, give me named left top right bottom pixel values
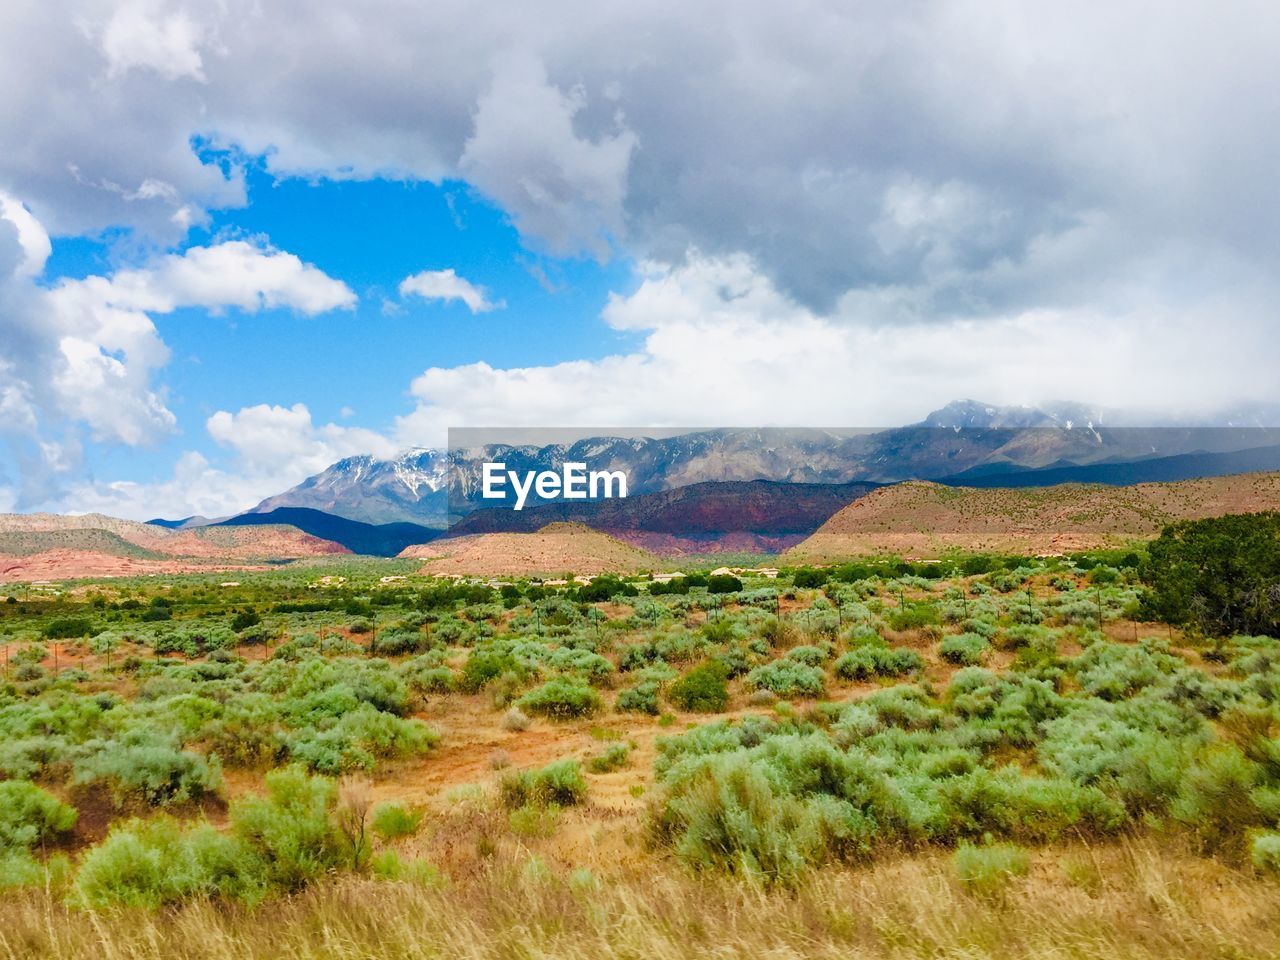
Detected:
left=460, top=55, right=636, bottom=258
left=52, top=240, right=356, bottom=316
left=207, top=403, right=397, bottom=478
left=98, top=1, right=210, bottom=82
left=51, top=404, right=401, bottom=521
left=0, top=195, right=356, bottom=505
left=399, top=268, right=501, bottom=314
left=5, top=0, right=1276, bottom=309
left=395, top=252, right=1280, bottom=441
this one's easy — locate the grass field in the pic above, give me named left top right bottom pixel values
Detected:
left=1, top=540, right=1279, bottom=958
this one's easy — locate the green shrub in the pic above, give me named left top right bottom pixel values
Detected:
left=1072, top=641, right=1184, bottom=701
left=286, top=705, right=437, bottom=773
left=707, top=574, right=743, bottom=594
left=229, top=766, right=344, bottom=892
left=508, top=804, right=561, bottom=838
left=43, top=618, right=94, bottom=640
left=459, top=650, right=520, bottom=693
left=1143, top=513, right=1280, bottom=637
left=651, top=738, right=884, bottom=884
left=940, top=633, right=990, bottom=665
left=0, top=851, right=53, bottom=890
left=74, top=818, right=259, bottom=908
left=575, top=576, right=639, bottom=603
left=500, top=760, right=588, bottom=809
left=0, top=781, right=78, bottom=852
left=371, top=802, right=423, bottom=840
left=617, top=681, right=661, bottom=715
left=834, top=645, right=922, bottom=681
left=668, top=662, right=729, bottom=713
left=74, top=742, right=222, bottom=808
left=405, top=665, right=455, bottom=694
left=952, top=842, right=1029, bottom=899
left=589, top=743, right=630, bottom=773
left=518, top=678, right=601, bottom=719
left=1251, top=832, right=1280, bottom=874
left=792, top=568, right=829, bottom=589
left=785, top=645, right=828, bottom=666
left=887, top=604, right=940, bottom=631
left=369, top=850, right=442, bottom=885
left=746, top=660, right=825, bottom=698
left=231, top=610, right=261, bottom=632
left=1170, top=744, right=1266, bottom=856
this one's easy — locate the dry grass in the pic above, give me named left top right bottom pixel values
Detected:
left=2, top=839, right=1278, bottom=960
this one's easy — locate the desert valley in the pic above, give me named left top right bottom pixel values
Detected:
left=2, top=416, right=1280, bottom=958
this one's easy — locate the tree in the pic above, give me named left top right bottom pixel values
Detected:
left=1142, top=512, right=1280, bottom=637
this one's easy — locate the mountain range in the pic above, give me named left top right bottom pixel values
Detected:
left=130, top=400, right=1280, bottom=557
left=233, top=400, right=1280, bottom=526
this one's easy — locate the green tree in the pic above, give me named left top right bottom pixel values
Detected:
left=1142, top=512, right=1280, bottom=637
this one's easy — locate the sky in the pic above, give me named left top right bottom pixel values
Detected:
left=1, top=0, right=1279, bottom=520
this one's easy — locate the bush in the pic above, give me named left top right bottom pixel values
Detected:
left=707, top=574, right=743, bottom=594
left=371, top=802, right=423, bottom=840
left=1251, top=832, right=1280, bottom=874
left=940, top=633, right=990, bottom=665
left=745, top=660, right=825, bottom=698
left=785, top=645, right=828, bottom=666
left=74, top=742, right=222, bottom=808
left=792, top=568, right=829, bottom=589
left=286, top=706, right=437, bottom=774
left=368, top=627, right=428, bottom=657
left=74, top=818, right=259, bottom=908
left=229, top=766, right=344, bottom=892
left=0, top=781, right=78, bottom=852
left=887, top=604, right=940, bottom=632
left=576, top=576, right=639, bottom=602
left=952, top=842, right=1029, bottom=899
left=231, top=610, right=261, bottom=632
left=668, top=662, right=729, bottom=713
left=501, top=706, right=532, bottom=731
left=589, top=743, right=630, bottom=773
left=508, top=804, right=562, bottom=838
left=1170, top=744, right=1266, bottom=856
left=1143, top=512, right=1280, bottom=637
left=43, top=618, right=94, bottom=640
left=500, top=759, right=588, bottom=809
left=834, top=645, right=922, bottom=681
left=459, top=650, right=520, bottom=693
left=75, top=767, right=344, bottom=907
left=518, top=678, right=602, bottom=719
left=617, top=681, right=661, bottom=715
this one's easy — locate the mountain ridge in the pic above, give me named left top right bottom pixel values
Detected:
left=242, top=400, right=1280, bottom=527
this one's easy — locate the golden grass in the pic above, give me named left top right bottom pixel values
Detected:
left=2, top=839, right=1278, bottom=960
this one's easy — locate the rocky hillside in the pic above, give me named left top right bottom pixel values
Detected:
left=401, top=522, right=660, bottom=577
left=784, top=471, right=1280, bottom=560
left=0, top=513, right=348, bottom=582
left=446, top=478, right=879, bottom=555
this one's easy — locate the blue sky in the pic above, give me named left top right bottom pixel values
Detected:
left=43, top=162, right=639, bottom=488
left=1, top=2, right=1277, bottom=519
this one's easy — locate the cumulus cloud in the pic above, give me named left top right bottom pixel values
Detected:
left=460, top=55, right=636, bottom=258
left=399, top=268, right=501, bottom=314
left=4, top=0, right=1275, bottom=311
left=0, top=195, right=355, bottom=506
left=394, top=252, right=1280, bottom=442
left=44, top=404, right=400, bottom=521
left=206, top=403, right=398, bottom=478
left=98, top=0, right=210, bottom=82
